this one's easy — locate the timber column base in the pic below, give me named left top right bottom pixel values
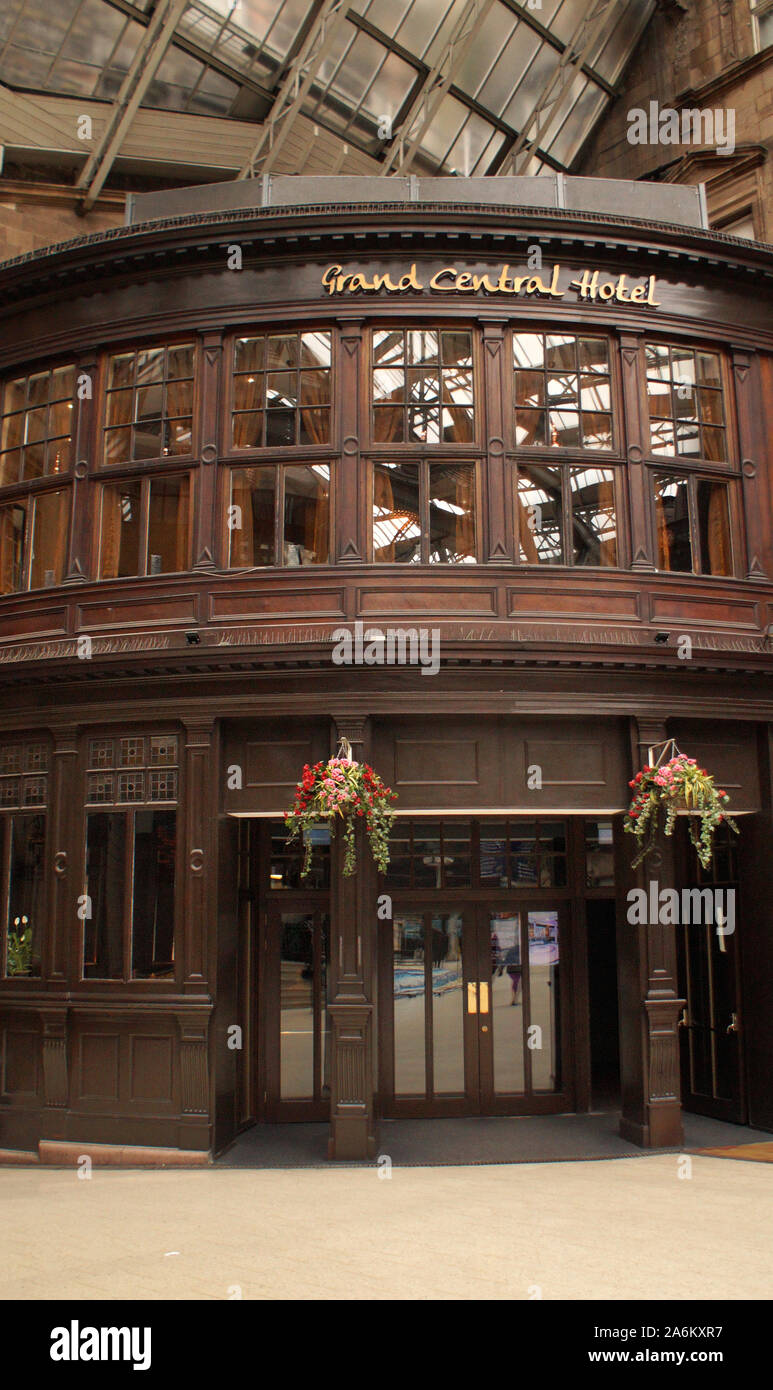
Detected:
left=327, top=1002, right=377, bottom=1160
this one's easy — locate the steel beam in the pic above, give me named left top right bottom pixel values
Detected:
left=380, top=0, right=498, bottom=176
left=76, top=0, right=189, bottom=213
left=237, top=0, right=350, bottom=179
left=499, top=0, right=618, bottom=176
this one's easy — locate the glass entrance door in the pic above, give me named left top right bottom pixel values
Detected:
left=384, top=903, right=570, bottom=1116
left=265, top=908, right=331, bottom=1120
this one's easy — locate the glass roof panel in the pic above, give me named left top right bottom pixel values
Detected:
left=0, top=0, right=656, bottom=177
left=478, top=22, right=540, bottom=118
left=453, top=2, right=516, bottom=101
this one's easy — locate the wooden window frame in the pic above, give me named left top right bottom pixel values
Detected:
left=95, top=468, right=194, bottom=581
left=511, top=457, right=626, bottom=570
left=369, top=324, right=480, bottom=453
left=99, top=338, right=199, bottom=471
left=369, top=456, right=481, bottom=565
left=222, top=459, right=334, bottom=569
left=509, top=326, right=622, bottom=461
left=222, top=328, right=335, bottom=460
left=648, top=467, right=740, bottom=579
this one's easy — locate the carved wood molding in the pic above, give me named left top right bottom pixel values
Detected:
left=40, top=1009, right=69, bottom=1109
left=176, top=1015, right=210, bottom=1115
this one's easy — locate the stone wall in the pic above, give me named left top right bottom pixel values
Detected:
left=0, top=181, right=125, bottom=261
left=577, top=0, right=773, bottom=240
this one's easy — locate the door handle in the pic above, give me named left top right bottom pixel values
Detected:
left=726, top=1012, right=739, bottom=1034
left=467, top=982, right=478, bottom=1014
left=479, top=981, right=489, bottom=1014
left=678, top=1007, right=689, bottom=1028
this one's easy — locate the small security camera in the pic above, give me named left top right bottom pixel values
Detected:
left=185, top=631, right=201, bottom=646
left=654, top=632, right=670, bottom=645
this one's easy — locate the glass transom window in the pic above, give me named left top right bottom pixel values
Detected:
left=103, top=343, right=195, bottom=465
left=0, top=365, right=75, bottom=486
left=231, top=332, right=331, bottom=448
left=645, top=343, right=726, bottom=462
left=514, top=333, right=612, bottom=450
left=372, top=330, right=474, bottom=444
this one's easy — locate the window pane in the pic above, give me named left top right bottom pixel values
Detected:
left=29, top=489, right=69, bottom=589
left=99, top=482, right=141, bottom=579
left=131, top=809, right=176, bottom=979
left=373, top=462, right=420, bottom=563
left=0, top=502, right=26, bottom=593
left=431, top=913, right=465, bottom=1094
left=528, top=911, right=560, bottom=1091
left=697, top=480, right=732, bottom=576
left=280, top=912, right=315, bottom=1099
left=103, top=343, right=195, bottom=463
left=490, top=911, right=525, bottom=1092
left=393, top=914, right=426, bottom=1095
left=517, top=464, right=563, bottom=563
left=283, top=465, right=330, bottom=565
left=570, top=468, right=617, bottom=567
left=654, top=474, right=692, bottom=572
left=229, top=466, right=275, bottom=567
left=84, top=812, right=127, bottom=979
left=147, top=476, right=190, bottom=574
left=4, top=814, right=45, bottom=977
left=428, top=463, right=476, bottom=563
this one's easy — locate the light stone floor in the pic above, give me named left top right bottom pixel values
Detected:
left=1, top=1154, right=771, bottom=1301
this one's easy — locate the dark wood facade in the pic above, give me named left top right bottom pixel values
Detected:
left=0, top=200, right=772, bottom=1160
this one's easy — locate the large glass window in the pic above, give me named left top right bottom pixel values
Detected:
left=645, top=343, right=726, bottom=462
left=99, top=475, right=191, bottom=578
left=231, top=332, right=331, bottom=448
left=513, top=333, right=613, bottom=450
left=83, top=734, right=179, bottom=980
left=228, top=463, right=331, bottom=566
left=515, top=462, right=618, bottom=566
left=0, top=488, right=70, bottom=593
left=653, top=472, right=733, bottom=576
left=373, top=460, right=476, bottom=563
left=0, top=740, right=48, bottom=979
left=103, top=343, right=195, bottom=465
left=385, top=819, right=566, bottom=889
left=0, top=364, right=75, bottom=485
left=372, top=330, right=474, bottom=444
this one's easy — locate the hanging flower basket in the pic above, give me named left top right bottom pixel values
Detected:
left=285, top=739, right=397, bottom=878
left=624, top=739, right=738, bottom=871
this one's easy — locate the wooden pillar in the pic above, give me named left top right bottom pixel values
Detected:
left=193, top=332, right=222, bottom=573
left=618, top=717, right=685, bottom=1147
left=327, top=717, right=377, bottom=1159
left=480, top=316, right=513, bottom=563
left=181, top=718, right=216, bottom=991
left=618, top=331, right=655, bottom=571
left=336, top=317, right=365, bottom=565
left=732, top=349, right=770, bottom=580
left=65, top=353, right=98, bottom=584
left=46, top=725, right=79, bottom=985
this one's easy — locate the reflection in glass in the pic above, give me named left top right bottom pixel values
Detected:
left=229, top=467, right=275, bottom=567
left=517, top=464, right=562, bottom=563
left=147, top=476, right=189, bottom=574
left=528, top=911, right=560, bottom=1091
left=4, top=814, right=45, bottom=977
left=654, top=474, right=692, bottom=572
left=373, top=462, right=420, bottom=563
left=431, top=914, right=465, bottom=1094
left=393, top=914, right=426, bottom=1095
left=280, top=913, right=315, bottom=1100
left=570, top=467, right=617, bottom=566
left=84, top=812, right=127, bottom=978
left=490, top=911, right=525, bottom=1093
left=131, top=809, right=176, bottom=978
left=428, top=463, right=476, bottom=563
left=0, top=502, right=26, bottom=593
left=585, top=820, right=615, bottom=887
left=697, top=480, right=732, bottom=576
left=283, top=464, right=330, bottom=565
left=99, top=482, right=141, bottom=579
